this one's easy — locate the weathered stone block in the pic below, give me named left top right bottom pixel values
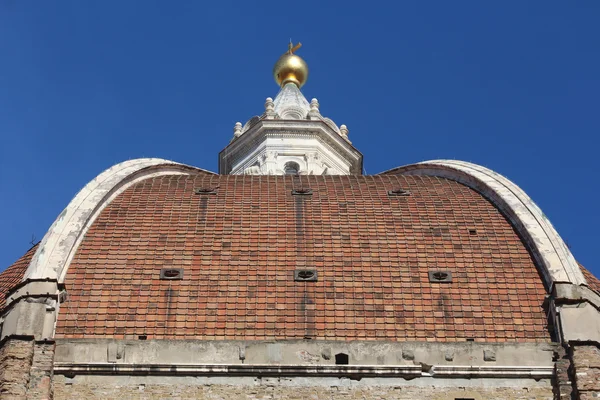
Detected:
left=402, top=349, right=414, bottom=360
left=484, top=349, right=496, bottom=362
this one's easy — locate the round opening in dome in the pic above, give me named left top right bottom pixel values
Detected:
left=284, top=162, right=300, bottom=175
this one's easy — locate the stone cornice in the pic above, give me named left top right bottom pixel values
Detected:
left=219, top=120, right=363, bottom=174
left=229, top=140, right=356, bottom=176
left=53, top=362, right=553, bottom=380
left=3, top=279, right=61, bottom=313
left=550, top=283, right=600, bottom=344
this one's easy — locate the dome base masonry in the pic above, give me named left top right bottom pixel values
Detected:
left=1, top=43, right=599, bottom=400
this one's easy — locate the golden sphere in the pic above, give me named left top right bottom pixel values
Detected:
left=273, top=53, right=308, bottom=88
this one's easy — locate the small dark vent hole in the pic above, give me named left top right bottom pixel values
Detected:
left=428, top=270, right=452, bottom=283
left=294, top=269, right=318, bottom=282
left=163, top=269, right=180, bottom=278
left=160, top=268, right=183, bottom=280
left=466, top=338, right=475, bottom=342
left=291, top=188, right=313, bottom=196
left=298, top=270, right=314, bottom=279
left=335, top=353, right=349, bottom=365
left=433, top=272, right=448, bottom=280
left=138, top=335, right=147, bottom=340
left=194, top=187, right=217, bottom=195
left=468, top=229, right=477, bottom=235
left=388, top=188, right=411, bottom=196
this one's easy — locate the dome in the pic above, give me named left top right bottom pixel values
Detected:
left=52, top=172, right=551, bottom=341
left=1, top=160, right=598, bottom=399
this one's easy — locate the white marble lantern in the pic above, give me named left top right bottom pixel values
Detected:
left=219, top=83, right=363, bottom=175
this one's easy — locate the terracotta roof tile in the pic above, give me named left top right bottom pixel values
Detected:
left=580, top=263, right=600, bottom=294
left=53, top=174, right=552, bottom=342
left=0, top=243, right=38, bottom=310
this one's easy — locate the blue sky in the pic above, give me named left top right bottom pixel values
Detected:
left=1, top=2, right=598, bottom=277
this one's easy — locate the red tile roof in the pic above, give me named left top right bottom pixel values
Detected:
left=53, top=174, right=554, bottom=342
left=0, top=243, right=38, bottom=310
left=580, top=264, right=600, bottom=294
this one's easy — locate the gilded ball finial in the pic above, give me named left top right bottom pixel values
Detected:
left=273, top=42, right=308, bottom=88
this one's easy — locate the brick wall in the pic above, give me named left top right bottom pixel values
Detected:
left=27, top=341, right=55, bottom=400
left=0, top=338, right=54, bottom=400
left=572, top=343, right=600, bottom=399
left=554, top=345, right=574, bottom=399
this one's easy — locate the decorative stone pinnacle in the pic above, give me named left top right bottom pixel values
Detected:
left=310, top=98, right=320, bottom=113
left=340, top=124, right=349, bottom=137
left=307, top=98, right=320, bottom=120
left=233, top=122, right=243, bottom=137
left=265, top=97, right=276, bottom=119
left=265, top=97, right=275, bottom=112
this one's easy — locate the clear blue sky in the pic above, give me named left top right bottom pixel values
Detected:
left=1, top=2, right=598, bottom=277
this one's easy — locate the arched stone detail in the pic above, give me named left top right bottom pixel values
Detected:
left=382, top=159, right=586, bottom=289
left=23, top=158, right=213, bottom=283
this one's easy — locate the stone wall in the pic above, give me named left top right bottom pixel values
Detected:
left=0, top=338, right=34, bottom=400
left=0, top=338, right=54, bottom=400
left=5, top=336, right=600, bottom=399
left=50, top=338, right=556, bottom=399
left=572, top=343, right=600, bottom=399
left=54, top=375, right=555, bottom=400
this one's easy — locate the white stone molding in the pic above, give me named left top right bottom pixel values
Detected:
left=23, top=158, right=213, bottom=283
left=219, top=120, right=363, bottom=175
left=322, top=117, right=342, bottom=136
left=53, top=363, right=553, bottom=380
left=243, top=166, right=261, bottom=175
left=241, top=116, right=261, bottom=135
left=384, top=160, right=585, bottom=288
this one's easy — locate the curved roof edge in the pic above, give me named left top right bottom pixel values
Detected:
left=0, top=243, right=39, bottom=310
left=23, top=158, right=214, bottom=282
left=381, top=159, right=586, bottom=289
